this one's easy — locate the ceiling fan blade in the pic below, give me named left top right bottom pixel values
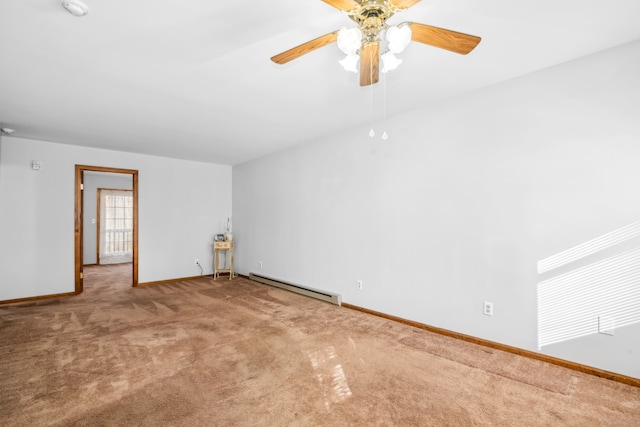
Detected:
left=390, top=0, right=422, bottom=10
left=271, top=31, right=339, bottom=64
left=360, top=41, right=379, bottom=87
left=408, top=22, right=481, bottom=55
left=321, top=0, right=360, bottom=12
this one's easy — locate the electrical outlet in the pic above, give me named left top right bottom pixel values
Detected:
left=259, top=261, right=263, bottom=269
left=195, top=259, right=199, bottom=265
left=356, top=280, right=363, bottom=290
left=483, top=301, right=493, bottom=316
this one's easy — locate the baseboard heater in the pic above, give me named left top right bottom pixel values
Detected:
left=249, top=273, right=341, bottom=306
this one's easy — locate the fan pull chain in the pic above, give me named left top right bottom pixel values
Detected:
left=369, top=46, right=375, bottom=138
left=381, top=69, right=388, bottom=140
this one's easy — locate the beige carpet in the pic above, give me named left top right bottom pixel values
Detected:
left=0, top=264, right=638, bottom=426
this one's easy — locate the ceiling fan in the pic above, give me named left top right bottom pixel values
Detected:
left=271, top=0, right=481, bottom=86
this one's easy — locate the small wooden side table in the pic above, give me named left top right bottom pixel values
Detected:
left=213, top=241, right=234, bottom=280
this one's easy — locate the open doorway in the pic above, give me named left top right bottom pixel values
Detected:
left=74, top=165, right=138, bottom=293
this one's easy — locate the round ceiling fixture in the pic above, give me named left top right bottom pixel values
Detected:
left=62, top=0, right=89, bottom=17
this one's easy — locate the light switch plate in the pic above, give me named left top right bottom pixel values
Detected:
left=598, top=316, right=615, bottom=336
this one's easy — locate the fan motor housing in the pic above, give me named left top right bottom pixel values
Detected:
left=350, top=1, right=398, bottom=39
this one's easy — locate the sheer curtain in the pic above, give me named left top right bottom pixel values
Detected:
left=99, top=189, right=133, bottom=265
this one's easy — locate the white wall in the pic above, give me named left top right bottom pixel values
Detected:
left=233, top=40, right=640, bottom=378
left=83, top=172, right=133, bottom=265
left=0, top=138, right=231, bottom=300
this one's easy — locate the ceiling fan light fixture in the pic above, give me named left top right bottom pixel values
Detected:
left=337, top=27, right=362, bottom=55
left=339, top=53, right=360, bottom=73
left=62, top=0, right=89, bottom=17
left=381, top=51, right=402, bottom=73
left=386, top=25, right=412, bottom=53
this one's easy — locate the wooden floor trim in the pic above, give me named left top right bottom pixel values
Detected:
left=342, top=303, right=640, bottom=388
left=0, top=291, right=78, bottom=306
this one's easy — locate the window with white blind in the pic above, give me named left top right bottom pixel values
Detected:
left=99, top=189, right=133, bottom=264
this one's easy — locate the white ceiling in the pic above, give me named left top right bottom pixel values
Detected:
left=1, top=0, right=639, bottom=166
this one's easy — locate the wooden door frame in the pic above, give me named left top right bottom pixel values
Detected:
left=75, top=165, right=139, bottom=293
